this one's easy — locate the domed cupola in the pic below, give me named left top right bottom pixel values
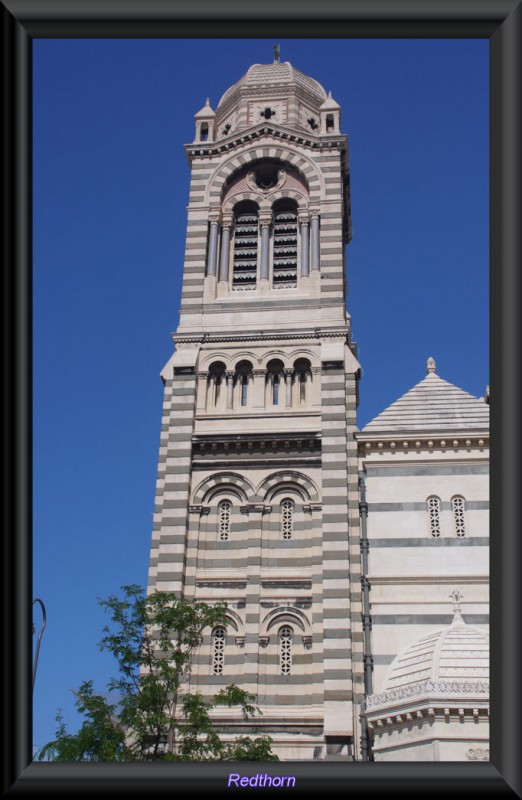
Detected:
left=366, top=591, right=490, bottom=761
left=214, top=50, right=330, bottom=139
left=381, top=597, right=489, bottom=691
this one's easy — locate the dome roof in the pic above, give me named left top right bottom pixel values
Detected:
left=381, top=606, right=489, bottom=692
left=217, top=61, right=327, bottom=110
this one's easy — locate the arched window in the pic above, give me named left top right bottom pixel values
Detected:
left=294, top=358, right=312, bottom=405
left=266, top=359, right=285, bottom=407
left=212, top=627, right=226, bottom=675
left=451, top=496, right=466, bottom=537
left=235, top=360, right=253, bottom=408
left=281, top=499, right=294, bottom=540
left=208, top=361, right=226, bottom=408
left=232, top=202, right=258, bottom=290
left=272, top=201, right=298, bottom=288
left=427, top=496, right=442, bottom=537
left=279, top=626, right=293, bottom=675
left=218, top=500, right=232, bottom=541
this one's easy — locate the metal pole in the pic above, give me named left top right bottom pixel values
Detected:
left=358, top=473, right=373, bottom=761
left=32, top=598, right=47, bottom=692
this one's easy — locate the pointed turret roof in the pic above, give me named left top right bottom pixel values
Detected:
left=195, top=98, right=215, bottom=119
left=361, top=358, right=489, bottom=434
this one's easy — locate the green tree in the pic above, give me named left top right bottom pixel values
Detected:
left=37, top=585, right=277, bottom=762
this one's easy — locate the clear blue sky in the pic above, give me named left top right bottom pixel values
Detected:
left=32, top=38, right=488, bottom=754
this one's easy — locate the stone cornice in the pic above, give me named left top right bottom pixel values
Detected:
left=185, top=121, right=347, bottom=163
left=367, top=679, right=489, bottom=714
left=173, top=328, right=350, bottom=347
left=356, top=434, right=489, bottom=454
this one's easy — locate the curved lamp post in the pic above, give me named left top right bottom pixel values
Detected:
left=32, top=598, right=47, bottom=692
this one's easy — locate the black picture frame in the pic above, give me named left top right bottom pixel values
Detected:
left=3, top=1, right=520, bottom=797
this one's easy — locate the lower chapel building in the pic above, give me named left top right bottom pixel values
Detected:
left=146, top=56, right=489, bottom=761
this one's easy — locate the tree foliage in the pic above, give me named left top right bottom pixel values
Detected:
left=37, top=586, right=277, bottom=762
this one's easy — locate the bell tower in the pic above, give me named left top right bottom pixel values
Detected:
left=147, top=56, right=364, bottom=760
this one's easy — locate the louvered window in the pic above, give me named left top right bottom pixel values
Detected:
left=272, top=208, right=297, bottom=288
left=233, top=207, right=258, bottom=290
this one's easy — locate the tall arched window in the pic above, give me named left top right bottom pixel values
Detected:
left=218, top=500, right=232, bottom=541
left=451, top=496, right=466, bottom=537
left=266, top=359, right=285, bottom=407
left=294, top=358, right=312, bottom=405
left=235, top=360, right=253, bottom=408
left=427, top=496, right=442, bottom=537
left=272, top=201, right=298, bottom=288
left=208, top=361, right=226, bottom=408
left=279, top=626, right=293, bottom=675
left=232, top=201, right=258, bottom=290
left=212, top=627, right=226, bottom=675
left=281, top=499, right=294, bottom=540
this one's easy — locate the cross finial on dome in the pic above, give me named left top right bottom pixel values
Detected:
left=449, top=588, right=464, bottom=624
left=273, top=43, right=281, bottom=64
left=426, top=356, right=436, bottom=374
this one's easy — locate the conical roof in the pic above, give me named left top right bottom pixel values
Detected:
left=362, top=359, right=489, bottom=434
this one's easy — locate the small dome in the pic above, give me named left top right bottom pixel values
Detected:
left=381, top=610, right=489, bottom=692
left=217, top=61, right=327, bottom=110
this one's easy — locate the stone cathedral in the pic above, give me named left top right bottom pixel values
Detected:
left=147, top=55, right=489, bottom=762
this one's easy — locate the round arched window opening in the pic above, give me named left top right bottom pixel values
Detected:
left=294, top=358, right=312, bottom=404
left=235, top=360, right=253, bottom=407
left=208, top=361, right=226, bottom=406
left=266, top=359, right=285, bottom=406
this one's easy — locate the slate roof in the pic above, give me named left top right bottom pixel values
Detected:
left=361, top=362, right=489, bottom=434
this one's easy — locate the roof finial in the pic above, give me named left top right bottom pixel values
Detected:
left=426, top=356, right=436, bottom=374
left=205, top=97, right=210, bottom=106
left=449, top=588, right=464, bottom=624
left=273, top=43, right=281, bottom=64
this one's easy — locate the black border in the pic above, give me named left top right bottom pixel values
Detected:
left=3, top=1, right=521, bottom=797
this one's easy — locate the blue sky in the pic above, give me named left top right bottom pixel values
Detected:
left=32, top=38, right=488, bottom=753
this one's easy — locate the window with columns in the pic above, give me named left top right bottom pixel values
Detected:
left=208, top=160, right=321, bottom=292
left=207, top=361, right=226, bottom=409
left=235, top=360, right=253, bottom=407
left=266, top=359, right=285, bottom=407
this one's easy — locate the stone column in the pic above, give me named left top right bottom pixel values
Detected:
left=285, top=369, right=293, bottom=408
left=299, top=215, right=310, bottom=277
left=218, top=219, right=232, bottom=283
left=206, top=219, right=219, bottom=277
left=226, top=371, right=235, bottom=410
left=259, top=213, right=272, bottom=282
left=252, top=369, right=266, bottom=410
left=311, top=213, right=320, bottom=271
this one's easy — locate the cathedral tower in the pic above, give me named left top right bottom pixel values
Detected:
left=147, top=54, right=364, bottom=760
